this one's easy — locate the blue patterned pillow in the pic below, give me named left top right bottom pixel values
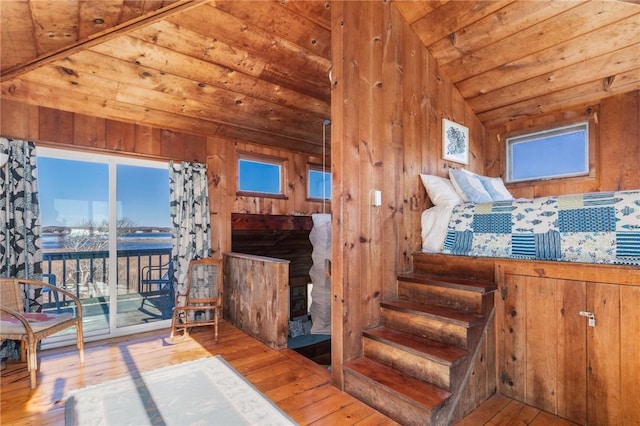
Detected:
left=479, top=176, right=513, bottom=201
left=288, top=320, right=304, bottom=338
left=449, top=169, right=493, bottom=203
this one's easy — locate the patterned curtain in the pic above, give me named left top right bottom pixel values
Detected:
left=169, top=161, right=211, bottom=304
left=0, top=137, right=42, bottom=279
left=0, top=138, right=42, bottom=363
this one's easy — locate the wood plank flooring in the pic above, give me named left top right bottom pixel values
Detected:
left=0, top=321, right=397, bottom=425
left=454, top=394, right=581, bottom=426
left=1, top=321, right=580, bottom=425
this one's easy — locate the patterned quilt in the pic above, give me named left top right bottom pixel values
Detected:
left=442, top=190, right=640, bottom=265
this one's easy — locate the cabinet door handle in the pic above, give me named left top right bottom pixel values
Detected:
left=579, top=310, right=596, bottom=327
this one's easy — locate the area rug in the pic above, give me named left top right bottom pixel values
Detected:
left=65, top=356, right=296, bottom=426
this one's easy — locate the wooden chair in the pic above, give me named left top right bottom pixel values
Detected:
left=169, top=258, right=223, bottom=342
left=0, top=278, right=84, bottom=389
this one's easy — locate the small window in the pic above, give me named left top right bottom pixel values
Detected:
left=308, top=164, right=331, bottom=200
left=238, top=155, right=283, bottom=195
left=506, top=122, right=589, bottom=183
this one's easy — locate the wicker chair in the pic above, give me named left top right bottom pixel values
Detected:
left=0, top=278, right=84, bottom=389
left=169, top=258, right=223, bottom=342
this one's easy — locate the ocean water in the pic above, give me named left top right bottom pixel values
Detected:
left=42, top=233, right=172, bottom=251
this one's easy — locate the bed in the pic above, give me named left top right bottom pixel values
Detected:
left=420, top=171, right=640, bottom=266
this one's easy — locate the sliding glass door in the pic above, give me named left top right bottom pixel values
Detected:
left=37, top=148, right=172, bottom=344
left=115, top=164, right=172, bottom=328
left=38, top=156, right=111, bottom=336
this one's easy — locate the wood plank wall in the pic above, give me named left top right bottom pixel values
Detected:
left=206, top=136, right=330, bottom=260
left=330, top=1, right=486, bottom=387
left=223, top=252, right=290, bottom=350
left=484, top=90, right=640, bottom=198
left=0, top=99, right=209, bottom=162
left=0, top=98, right=329, bottom=261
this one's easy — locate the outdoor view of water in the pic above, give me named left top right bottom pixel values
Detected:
left=42, top=233, right=172, bottom=251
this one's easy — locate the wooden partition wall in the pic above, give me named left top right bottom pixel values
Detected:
left=330, top=1, right=487, bottom=387
left=223, top=252, right=290, bottom=350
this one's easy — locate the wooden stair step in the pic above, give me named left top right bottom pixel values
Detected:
left=398, top=272, right=497, bottom=294
left=344, top=356, right=452, bottom=411
left=381, top=300, right=484, bottom=328
left=364, top=326, right=467, bottom=367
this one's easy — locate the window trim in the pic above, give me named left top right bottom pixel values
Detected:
left=306, top=163, right=331, bottom=202
left=505, top=121, right=590, bottom=183
left=36, top=147, right=167, bottom=170
left=236, top=153, right=287, bottom=199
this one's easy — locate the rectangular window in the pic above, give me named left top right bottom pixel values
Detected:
left=308, top=164, right=331, bottom=200
left=238, top=155, right=283, bottom=195
left=506, top=122, right=589, bottom=183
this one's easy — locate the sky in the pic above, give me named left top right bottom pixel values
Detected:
left=37, top=156, right=331, bottom=230
left=37, top=157, right=170, bottom=228
left=238, top=158, right=331, bottom=198
left=510, top=129, right=587, bottom=181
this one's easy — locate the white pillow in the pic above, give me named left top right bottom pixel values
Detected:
left=479, top=176, right=513, bottom=201
left=448, top=168, right=493, bottom=203
left=419, top=174, right=463, bottom=207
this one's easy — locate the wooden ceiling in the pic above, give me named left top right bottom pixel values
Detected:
left=1, top=1, right=639, bottom=156
left=393, top=0, right=640, bottom=129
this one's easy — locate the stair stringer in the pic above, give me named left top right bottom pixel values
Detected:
left=442, top=306, right=497, bottom=424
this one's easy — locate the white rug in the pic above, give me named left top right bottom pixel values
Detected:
left=65, top=356, right=296, bottom=426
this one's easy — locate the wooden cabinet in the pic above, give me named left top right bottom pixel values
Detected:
left=496, top=262, right=640, bottom=425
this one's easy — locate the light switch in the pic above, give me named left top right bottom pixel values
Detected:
left=373, top=190, right=382, bottom=206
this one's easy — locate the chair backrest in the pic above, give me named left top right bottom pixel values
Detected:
left=185, top=258, right=222, bottom=306
left=0, top=279, right=25, bottom=312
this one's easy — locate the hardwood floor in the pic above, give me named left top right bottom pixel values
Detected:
left=1, top=321, right=579, bottom=425
left=454, top=395, right=580, bottom=426
left=1, top=321, right=397, bottom=425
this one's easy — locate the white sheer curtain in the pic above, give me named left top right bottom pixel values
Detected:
left=309, top=213, right=331, bottom=334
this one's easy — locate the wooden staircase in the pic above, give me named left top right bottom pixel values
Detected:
left=343, top=271, right=497, bottom=425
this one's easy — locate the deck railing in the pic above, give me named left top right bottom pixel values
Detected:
left=41, top=248, right=173, bottom=306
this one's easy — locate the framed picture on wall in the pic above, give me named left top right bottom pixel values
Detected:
left=442, top=118, right=469, bottom=165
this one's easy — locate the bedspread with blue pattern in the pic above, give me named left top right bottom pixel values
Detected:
left=441, top=190, right=640, bottom=265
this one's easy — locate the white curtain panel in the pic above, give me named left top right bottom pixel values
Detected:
left=309, top=213, right=331, bottom=334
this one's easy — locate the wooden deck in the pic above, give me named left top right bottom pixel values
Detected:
left=1, top=321, right=579, bottom=425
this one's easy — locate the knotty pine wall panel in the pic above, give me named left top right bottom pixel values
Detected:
left=331, top=1, right=487, bottom=385
left=1, top=98, right=328, bottom=262
left=206, top=136, right=330, bottom=261
left=485, top=90, right=640, bottom=198
left=1, top=99, right=209, bottom=162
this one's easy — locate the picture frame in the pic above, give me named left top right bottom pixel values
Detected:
left=442, top=118, right=469, bottom=165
